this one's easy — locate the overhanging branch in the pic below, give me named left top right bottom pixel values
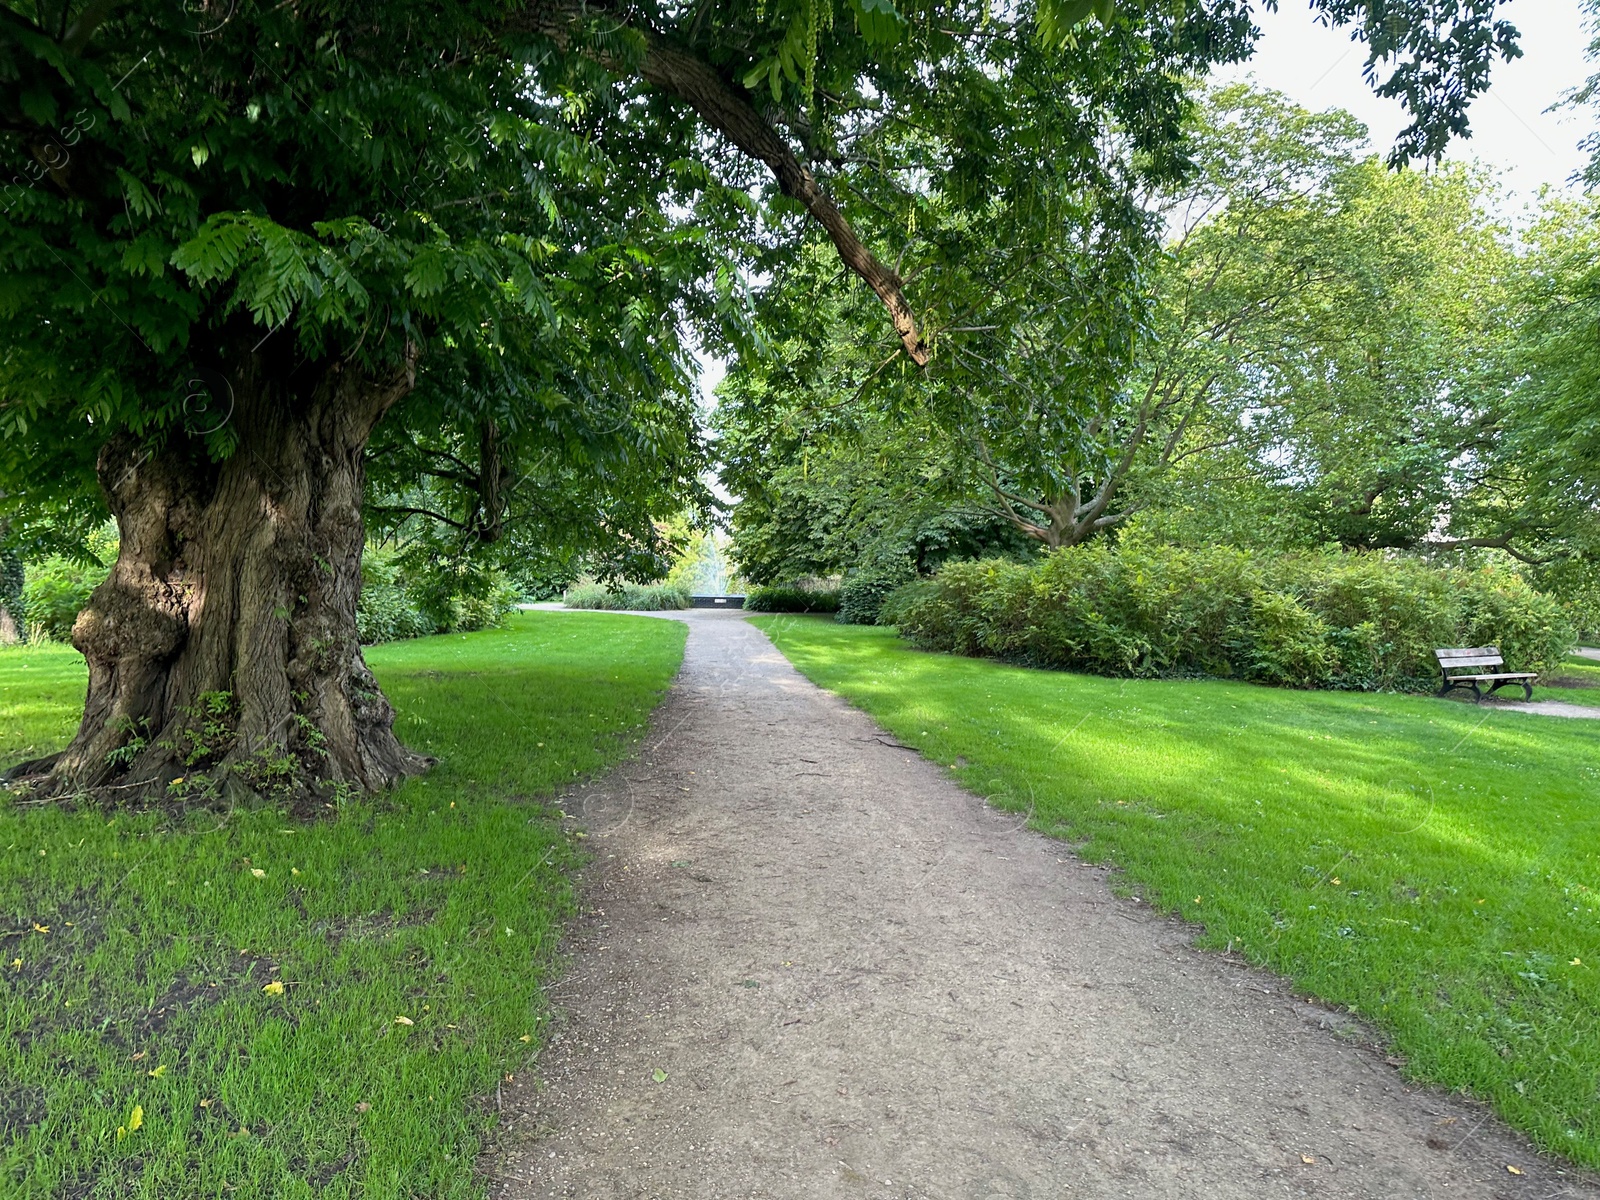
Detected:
left=511, top=1, right=929, bottom=365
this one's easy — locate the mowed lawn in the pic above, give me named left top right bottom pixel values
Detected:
left=0, top=611, right=685, bottom=1199
left=1547, top=654, right=1600, bottom=707
left=753, top=616, right=1600, bottom=1170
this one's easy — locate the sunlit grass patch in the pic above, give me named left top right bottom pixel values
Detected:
left=754, top=615, right=1600, bottom=1170
left=1544, top=654, right=1600, bottom=707
left=0, top=611, right=685, bottom=1198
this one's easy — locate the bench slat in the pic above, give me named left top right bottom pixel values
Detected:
left=1440, top=656, right=1504, bottom=669
left=1435, top=647, right=1498, bottom=659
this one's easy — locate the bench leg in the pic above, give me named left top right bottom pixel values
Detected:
left=1523, top=680, right=1533, bottom=701
left=1471, top=681, right=1483, bottom=703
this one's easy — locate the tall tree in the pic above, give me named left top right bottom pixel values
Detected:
left=0, top=0, right=1523, bottom=801
left=720, top=85, right=1533, bottom=566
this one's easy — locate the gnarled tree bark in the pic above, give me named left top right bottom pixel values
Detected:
left=6, top=346, right=431, bottom=803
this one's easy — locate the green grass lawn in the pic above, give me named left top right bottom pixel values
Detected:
left=753, top=616, right=1600, bottom=1170
left=1546, top=654, right=1600, bottom=707
left=0, top=611, right=685, bottom=1199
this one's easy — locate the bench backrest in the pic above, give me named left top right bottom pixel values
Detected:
left=1435, top=646, right=1503, bottom=670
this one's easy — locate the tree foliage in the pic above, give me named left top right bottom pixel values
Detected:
left=719, top=81, right=1597, bottom=605
left=0, top=0, right=1529, bottom=800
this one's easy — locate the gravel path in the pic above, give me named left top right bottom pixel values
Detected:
left=489, top=611, right=1598, bottom=1200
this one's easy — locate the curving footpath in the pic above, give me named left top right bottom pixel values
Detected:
left=489, top=610, right=1598, bottom=1200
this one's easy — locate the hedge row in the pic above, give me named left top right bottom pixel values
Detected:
left=883, top=544, right=1573, bottom=692
left=562, top=582, right=692, bottom=611
left=743, top=585, right=841, bottom=613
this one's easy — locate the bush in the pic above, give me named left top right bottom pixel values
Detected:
left=837, top=547, right=918, bottom=625
left=357, top=547, right=515, bottom=644
left=744, top=585, right=841, bottom=613
left=890, top=543, right=1573, bottom=692
left=562, top=581, right=692, bottom=611
left=21, top=555, right=110, bottom=643
left=358, top=550, right=436, bottom=645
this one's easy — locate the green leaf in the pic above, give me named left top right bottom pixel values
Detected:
left=19, top=87, right=58, bottom=126
left=849, top=0, right=904, bottom=45
left=172, top=215, right=253, bottom=285
left=1036, top=0, right=1099, bottom=47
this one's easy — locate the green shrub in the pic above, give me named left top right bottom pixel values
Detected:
left=562, top=581, right=692, bottom=611
left=744, top=585, right=841, bottom=613
left=891, top=544, right=1572, bottom=692
left=357, top=550, right=435, bottom=645
left=450, top=578, right=520, bottom=631
left=21, top=555, right=110, bottom=643
left=357, top=547, right=514, bottom=644
left=837, top=547, right=918, bottom=625
left=1234, top=590, right=1336, bottom=688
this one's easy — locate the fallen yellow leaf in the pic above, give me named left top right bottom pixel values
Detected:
left=393, top=1015, right=414, bottom=1026
left=9, top=958, right=20, bottom=971
left=518, top=1034, right=532, bottom=1043
left=1301, top=1154, right=1315, bottom=1165
left=199, top=1099, right=211, bottom=1108
left=250, top=868, right=266, bottom=878
left=32, top=923, right=48, bottom=934
left=290, top=867, right=301, bottom=876
left=1507, top=1165, right=1523, bottom=1175
left=147, top=1065, right=166, bottom=1078
left=1331, top=878, right=1341, bottom=886
left=128, top=1105, right=143, bottom=1133
left=1571, top=958, right=1583, bottom=967
left=262, top=980, right=284, bottom=996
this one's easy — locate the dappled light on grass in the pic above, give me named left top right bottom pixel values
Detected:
left=0, top=613, right=685, bottom=1198
left=755, top=615, right=1600, bottom=1170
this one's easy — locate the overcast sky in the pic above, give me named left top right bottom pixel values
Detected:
left=1217, top=0, right=1596, bottom=201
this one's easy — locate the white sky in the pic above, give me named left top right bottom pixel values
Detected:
left=1217, top=0, right=1596, bottom=200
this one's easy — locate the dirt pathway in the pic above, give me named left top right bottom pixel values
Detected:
left=489, top=611, right=1597, bottom=1200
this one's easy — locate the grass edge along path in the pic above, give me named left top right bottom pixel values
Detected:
left=0, top=611, right=686, bottom=1199
left=752, top=615, right=1600, bottom=1172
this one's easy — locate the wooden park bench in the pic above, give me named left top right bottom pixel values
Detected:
left=1434, top=647, right=1537, bottom=702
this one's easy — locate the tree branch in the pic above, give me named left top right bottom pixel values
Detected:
left=62, top=0, right=122, bottom=54
left=1424, top=533, right=1555, bottom=566
left=512, top=1, right=929, bottom=365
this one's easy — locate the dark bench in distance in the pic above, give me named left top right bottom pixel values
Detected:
left=1435, top=647, right=1536, bottom=702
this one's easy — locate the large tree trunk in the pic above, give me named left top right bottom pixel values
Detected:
left=7, top=348, right=431, bottom=805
